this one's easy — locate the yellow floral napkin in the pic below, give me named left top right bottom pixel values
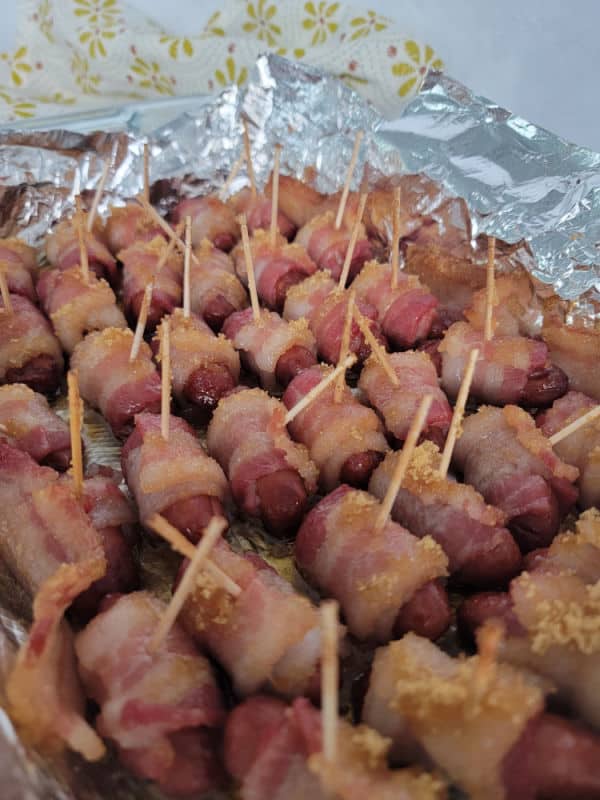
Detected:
left=0, top=0, right=443, bottom=122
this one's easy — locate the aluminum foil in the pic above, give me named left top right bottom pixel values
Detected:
left=0, top=52, right=597, bottom=800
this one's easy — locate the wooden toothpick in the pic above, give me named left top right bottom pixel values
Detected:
left=353, top=306, right=399, bottom=386
left=391, top=186, right=401, bottom=289
left=320, top=599, right=339, bottom=764
left=129, top=283, right=154, bottom=362
left=438, top=348, right=480, bottom=479
left=143, top=142, right=150, bottom=203
left=218, top=152, right=245, bottom=202
left=242, top=120, right=257, bottom=198
left=0, top=267, right=12, bottom=314
left=136, top=196, right=199, bottom=265
left=375, top=394, right=433, bottom=532
left=337, top=192, right=368, bottom=290
left=154, top=220, right=184, bottom=279
left=549, top=405, right=600, bottom=445
left=484, top=236, right=496, bottom=342
left=75, top=195, right=90, bottom=283
left=148, top=516, right=228, bottom=653
left=146, top=512, right=241, bottom=597
left=183, top=215, right=191, bottom=318
left=284, top=355, right=357, bottom=425
left=473, top=619, right=504, bottom=702
left=238, top=214, right=260, bottom=321
left=270, top=144, right=282, bottom=249
left=160, top=318, right=171, bottom=441
left=334, top=290, right=355, bottom=404
left=67, top=370, right=84, bottom=501
left=335, top=130, right=364, bottom=230
left=87, top=159, right=111, bottom=232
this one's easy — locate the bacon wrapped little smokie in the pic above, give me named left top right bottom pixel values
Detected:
left=153, top=310, right=240, bottom=415
left=295, top=210, right=373, bottom=283
left=358, top=351, right=452, bottom=448
left=362, top=633, right=600, bottom=800
left=228, top=185, right=296, bottom=240
left=45, top=213, right=118, bottom=286
left=207, top=388, right=318, bottom=535
left=118, top=236, right=182, bottom=330
left=296, top=485, right=450, bottom=642
left=122, top=412, right=228, bottom=543
left=282, top=364, right=389, bottom=491
left=352, top=260, right=439, bottom=349
left=223, top=307, right=317, bottom=392
left=224, top=694, right=447, bottom=800
left=232, top=229, right=317, bottom=310
left=542, top=313, right=600, bottom=401
left=265, top=171, right=325, bottom=229
left=171, top=194, right=240, bottom=251
left=452, top=404, right=579, bottom=551
left=190, top=239, right=248, bottom=331
left=104, top=202, right=165, bottom=254
left=37, top=266, right=127, bottom=353
left=0, top=295, right=63, bottom=394
left=180, top=538, right=341, bottom=699
left=71, top=327, right=161, bottom=438
left=465, top=270, right=543, bottom=339
left=0, top=383, right=72, bottom=470
left=75, top=591, right=225, bottom=797
left=537, top=391, right=600, bottom=510
left=0, top=237, right=38, bottom=302
left=369, top=442, right=522, bottom=588
left=283, top=271, right=382, bottom=365
left=437, top=321, right=568, bottom=408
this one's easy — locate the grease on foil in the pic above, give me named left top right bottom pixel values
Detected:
left=0, top=53, right=597, bottom=800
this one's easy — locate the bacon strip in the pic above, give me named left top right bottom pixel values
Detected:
left=358, top=351, right=452, bottom=447
left=352, top=261, right=438, bottom=349
left=283, top=364, right=389, bottom=491
left=122, top=412, right=228, bottom=541
left=295, top=210, right=373, bottom=283
left=0, top=237, right=38, bottom=301
left=542, top=316, right=600, bottom=401
left=37, top=266, right=126, bottom=353
left=172, top=194, right=239, bottom=251
left=71, top=328, right=161, bottom=438
left=180, top=540, right=332, bottom=698
left=119, top=236, right=183, bottom=330
left=0, top=383, right=71, bottom=470
left=75, top=591, right=225, bottom=796
left=296, top=485, right=448, bottom=642
left=369, top=442, right=521, bottom=587
left=537, top=391, right=600, bottom=509
left=0, top=295, right=63, bottom=394
left=207, top=388, right=318, bottom=534
left=105, top=202, right=165, bottom=254
left=229, top=186, right=296, bottom=240
left=46, top=214, right=117, bottom=286
left=453, top=405, right=579, bottom=551
left=190, top=239, right=248, bottom=330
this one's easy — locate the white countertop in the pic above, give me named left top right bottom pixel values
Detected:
left=2, top=0, right=598, bottom=151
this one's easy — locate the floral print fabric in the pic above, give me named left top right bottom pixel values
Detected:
left=0, top=0, right=443, bottom=121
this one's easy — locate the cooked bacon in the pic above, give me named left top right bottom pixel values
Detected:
left=228, top=186, right=296, bottom=240
left=71, top=328, right=161, bottom=438
left=265, top=172, right=325, bottom=229
left=207, top=388, right=318, bottom=534
left=121, top=412, right=228, bottom=541
left=232, top=229, right=317, bottom=310
left=7, top=560, right=107, bottom=762
left=180, top=540, right=333, bottom=698
left=358, top=351, right=452, bottom=447
left=224, top=694, right=447, bottom=800
left=46, top=213, right=118, bottom=286
left=75, top=591, right=225, bottom=796
left=542, top=316, right=600, bottom=401
left=352, top=261, right=438, bottom=349
left=190, top=238, right=248, bottom=330
left=525, top=508, right=600, bottom=583
left=284, top=272, right=382, bottom=364
left=37, top=266, right=126, bottom=353
left=295, top=210, right=373, bottom=283
left=172, top=194, right=239, bottom=251
left=369, top=442, right=521, bottom=588
left=105, top=202, right=165, bottom=253
left=453, top=405, right=579, bottom=551
left=119, top=236, right=182, bottom=330
left=537, top=391, right=600, bottom=509
left=296, top=485, right=448, bottom=642
left=0, top=295, right=63, bottom=394
left=465, top=271, right=543, bottom=339
left=154, top=310, right=240, bottom=414
left=0, top=237, right=38, bottom=301
left=282, top=365, right=389, bottom=491
left=223, top=307, right=317, bottom=392
left=362, top=633, right=546, bottom=800
left=439, top=321, right=566, bottom=407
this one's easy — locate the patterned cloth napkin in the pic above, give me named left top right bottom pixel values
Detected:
left=0, top=0, right=443, bottom=122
